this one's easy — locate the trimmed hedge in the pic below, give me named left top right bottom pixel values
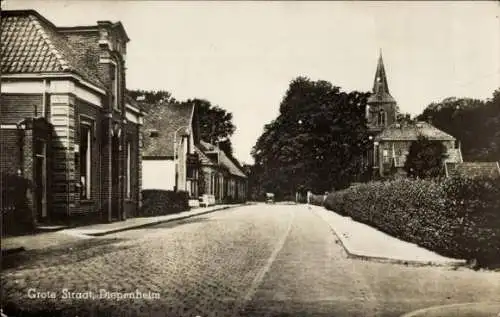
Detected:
left=139, top=190, right=190, bottom=217
left=324, top=177, right=500, bottom=267
left=309, top=194, right=327, bottom=206
left=1, top=174, right=35, bottom=236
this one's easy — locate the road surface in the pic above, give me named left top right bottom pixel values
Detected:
left=1, top=203, right=499, bottom=317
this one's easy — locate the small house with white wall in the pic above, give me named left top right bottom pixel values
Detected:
left=141, top=102, right=201, bottom=206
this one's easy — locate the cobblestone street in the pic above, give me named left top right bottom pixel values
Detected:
left=2, top=204, right=499, bottom=317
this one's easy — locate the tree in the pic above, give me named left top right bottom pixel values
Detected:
left=404, top=136, right=448, bottom=179
left=186, top=98, right=236, bottom=156
left=128, top=90, right=238, bottom=158
left=127, top=89, right=177, bottom=112
left=251, top=76, right=370, bottom=198
left=417, top=89, right=500, bottom=162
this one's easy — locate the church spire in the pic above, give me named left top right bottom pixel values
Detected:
left=368, top=50, right=395, bottom=104
left=372, top=51, right=390, bottom=94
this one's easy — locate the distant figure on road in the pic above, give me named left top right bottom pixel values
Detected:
left=265, top=192, right=275, bottom=204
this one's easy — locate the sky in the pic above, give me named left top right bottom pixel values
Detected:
left=3, top=1, right=499, bottom=164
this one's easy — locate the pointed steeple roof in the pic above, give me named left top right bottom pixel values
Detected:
left=368, top=51, right=396, bottom=104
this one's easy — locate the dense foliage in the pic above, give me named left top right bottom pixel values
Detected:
left=139, top=190, right=190, bottom=216
left=317, top=177, right=500, bottom=267
left=404, top=136, right=448, bottom=178
left=417, top=89, right=500, bottom=162
left=251, top=77, right=370, bottom=198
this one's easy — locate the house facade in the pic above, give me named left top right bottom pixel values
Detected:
left=141, top=102, right=200, bottom=205
left=1, top=10, right=144, bottom=227
left=374, top=121, right=462, bottom=177
left=197, top=141, right=247, bottom=203
left=364, top=53, right=462, bottom=178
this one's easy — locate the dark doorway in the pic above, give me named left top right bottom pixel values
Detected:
left=34, top=139, right=47, bottom=221
left=111, top=135, right=121, bottom=220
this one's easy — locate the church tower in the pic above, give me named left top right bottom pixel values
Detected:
left=366, top=52, right=397, bottom=133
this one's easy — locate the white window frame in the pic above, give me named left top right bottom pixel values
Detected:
left=382, top=149, right=390, bottom=164
left=80, top=122, right=92, bottom=199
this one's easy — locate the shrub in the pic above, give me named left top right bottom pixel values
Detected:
left=309, top=193, right=326, bottom=206
left=323, top=176, right=500, bottom=267
left=139, top=190, right=190, bottom=217
left=1, top=173, right=35, bottom=236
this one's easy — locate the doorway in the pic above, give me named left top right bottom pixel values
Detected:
left=34, top=140, right=47, bottom=221
left=111, top=135, right=121, bottom=220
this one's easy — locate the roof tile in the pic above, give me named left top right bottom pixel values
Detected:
left=1, top=11, right=104, bottom=88
left=376, top=121, right=456, bottom=141
left=199, top=141, right=247, bottom=178
left=142, top=103, right=195, bottom=157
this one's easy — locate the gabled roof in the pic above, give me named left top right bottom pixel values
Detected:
left=194, top=145, right=215, bottom=166
left=375, top=121, right=456, bottom=141
left=1, top=10, right=106, bottom=89
left=199, top=140, right=247, bottom=178
left=125, top=95, right=146, bottom=114
left=142, top=103, right=195, bottom=157
left=446, top=162, right=500, bottom=179
left=367, top=52, right=396, bottom=104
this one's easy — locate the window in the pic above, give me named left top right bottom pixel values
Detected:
left=80, top=124, right=92, bottom=199
left=382, top=149, right=390, bottom=163
left=126, top=140, right=131, bottom=198
left=378, top=111, right=386, bottom=126
left=111, top=64, right=119, bottom=110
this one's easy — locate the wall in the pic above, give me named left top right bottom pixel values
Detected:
left=0, top=94, right=43, bottom=124
left=124, top=121, right=141, bottom=217
left=142, top=159, right=175, bottom=190
left=0, top=129, right=21, bottom=176
left=377, top=139, right=457, bottom=176
left=73, top=98, right=105, bottom=215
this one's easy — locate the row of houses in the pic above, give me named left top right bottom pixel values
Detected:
left=0, top=10, right=247, bottom=230
left=140, top=101, right=248, bottom=207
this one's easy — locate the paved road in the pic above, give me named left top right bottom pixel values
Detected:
left=1, top=204, right=499, bottom=317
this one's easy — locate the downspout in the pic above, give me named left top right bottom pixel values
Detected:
left=42, top=79, right=48, bottom=118
left=107, top=94, right=113, bottom=222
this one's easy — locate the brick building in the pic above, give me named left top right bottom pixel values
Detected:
left=1, top=10, right=145, bottom=228
left=363, top=53, right=462, bottom=178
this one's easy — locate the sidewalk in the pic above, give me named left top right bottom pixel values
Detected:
left=310, top=205, right=467, bottom=267
left=1, top=204, right=240, bottom=254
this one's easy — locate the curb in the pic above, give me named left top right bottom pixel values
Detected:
left=400, top=302, right=500, bottom=317
left=0, top=204, right=245, bottom=253
left=84, top=204, right=242, bottom=236
left=1, top=246, right=26, bottom=256
left=311, top=205, right=467, bottom=268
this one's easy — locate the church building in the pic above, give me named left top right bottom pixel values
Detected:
left=364, top=53, right=463, bottom=179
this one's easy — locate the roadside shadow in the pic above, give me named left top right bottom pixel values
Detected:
left=1, top=238, right=130, bottom=271
left=137, top=216, right=212, bottom=231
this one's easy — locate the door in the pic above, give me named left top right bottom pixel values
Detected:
left=34, top=141, right=47, bottom=220
left=111, top=135, right=121, bottom=220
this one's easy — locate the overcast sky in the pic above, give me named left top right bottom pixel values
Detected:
left=4, top=1, right=499, bottom=163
